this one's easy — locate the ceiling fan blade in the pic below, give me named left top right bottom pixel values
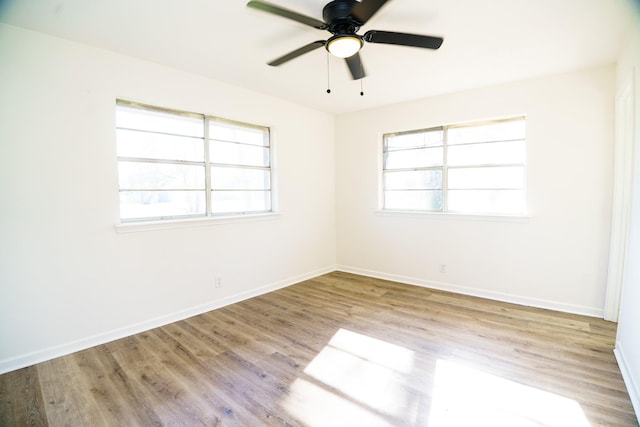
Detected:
left=345, top=53, right=366, bottom=80
left=364, top=30, right=443, bottom=49
left=247, top=1, right=327, bottom=29
left=268, top=40, right=326, bottom=66
left=350, top=0, right=389, bottom=25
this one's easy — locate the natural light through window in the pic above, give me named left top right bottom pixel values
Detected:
left=303, top=329, right=416, bottom=416
left=282, top=328, right=417, bottom=426
left=284, top=379, right=396, bottom=427
left=429, top=359, right=590, bottom=427
left=281, top=329, right=592, bottom=426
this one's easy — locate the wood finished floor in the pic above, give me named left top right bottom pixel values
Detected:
left=0, top=272, right=637, bottom=426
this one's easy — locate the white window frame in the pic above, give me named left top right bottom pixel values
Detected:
left=116, top=100, right=273, bottom=223
left=382, top=116, right=526, bottom=216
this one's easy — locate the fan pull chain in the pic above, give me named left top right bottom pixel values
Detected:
left=359, top=60, right=364, bottom=96
left=326, top=52, right=331, bottom=94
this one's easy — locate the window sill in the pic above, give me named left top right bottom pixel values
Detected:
left=115, top=212, right=281, bottom=233
left=375, top=209, right=530, bottom=223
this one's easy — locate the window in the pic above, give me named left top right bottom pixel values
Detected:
left=116, top=100, right=272, bottom=222
left=382, top=117, right=526, bottom=215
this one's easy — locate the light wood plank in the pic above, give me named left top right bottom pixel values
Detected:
left=0, top=365, right=47, bottom=426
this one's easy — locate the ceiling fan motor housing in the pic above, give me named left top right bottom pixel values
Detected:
left=323, top=0, right=362, bottom=35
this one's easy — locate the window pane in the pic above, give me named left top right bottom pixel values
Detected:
left=118, top=162, right=205, bottom=190
left=448, top=167, right=524, bottom=189
left=384, top=170, right=442, bottom=190
left=211, top=190, right=271, bottom=214
left=385, top=190, right=442, bottom=211
left=210, top=140, right=269, bottom=167
left=210, top=121, right=268, bottom=147
left=119, top=190, right=206, bottom=220
left=211, top=167, right=270, bottom=190
left=116, top=129, right=204, bottom=162
left=448, top=140, right=525, bottom=166
left=116, top=100, right=273, bottom=221
left=116, top=105, right=204, bottom=138
left=448, top=119, right=525, bottom=145
left=385, top=130, right=443, bottom=151
left=384, top=147, right=443, bottom=169
left=448, top=190, right=524, bottom=214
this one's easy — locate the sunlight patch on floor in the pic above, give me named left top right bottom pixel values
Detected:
left=429, top=359, right=591, bottom=427
left=281, top=328, right=419, bottom=425
left=325, top=328, right=415, bottom=373
left=281, top=329, right=590, bottom=426
left=283, top=378, right=397, bottom=427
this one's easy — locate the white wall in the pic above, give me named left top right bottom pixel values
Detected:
left=614, top=18, right=640, bottom=416
left=0, top=24, right=336, bottom=373
left=336, top=65, right=615, bottom=316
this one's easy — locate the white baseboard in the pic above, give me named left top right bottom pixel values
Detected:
left=0, top=264, right=605, bottom=375
left=336, top=265, right=604, bottom=318
left=615, top=344, right=640, bottom=420
left=0, top=266, right=335, bottom=375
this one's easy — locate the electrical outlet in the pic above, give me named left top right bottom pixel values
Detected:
left=439, top=264, right=447, bottom=274
left=215, top=276, right=223, bottom=288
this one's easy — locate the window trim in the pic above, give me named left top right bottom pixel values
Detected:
left=116, top=99, right=274, bottom=223
left=374, top=209, right=530, bottom=222
left=381, top=116, right=527, bottom=217
left=114, top=212, right=282, bottom=233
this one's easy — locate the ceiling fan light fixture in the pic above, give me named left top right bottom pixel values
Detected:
left=326, top=35, right=363, bottom=58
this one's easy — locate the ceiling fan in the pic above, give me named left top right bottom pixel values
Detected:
left=247, top=0, right=444, bottom=80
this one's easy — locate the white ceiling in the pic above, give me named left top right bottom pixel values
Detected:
left=0, top=0, right=636, bottom=114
